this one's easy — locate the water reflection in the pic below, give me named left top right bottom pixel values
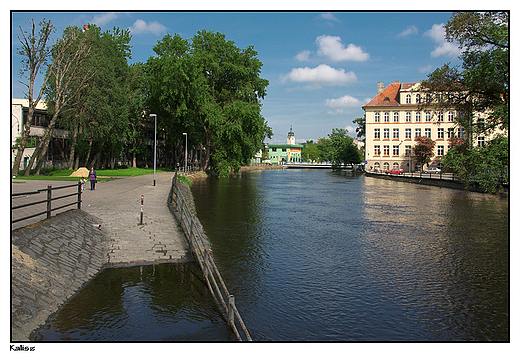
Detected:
left=34, top=170, right=508, bottom=341
left=33, top=263, right=230, bottom=341
left=191, top=170, right=508, bottom=341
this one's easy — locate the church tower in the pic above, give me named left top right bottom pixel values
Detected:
left=287, top=126, right=295, bottom=145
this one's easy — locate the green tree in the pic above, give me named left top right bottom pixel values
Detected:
left=443, top=136, right=508, bottom=193
left=321, top=128, right=362, bottom=168
left=12, top=18, right=55, bottom=176
left=412, top=136, right=436, bottom=171
left=147, top=30, right=271, bottom=177
left=301, top=140, right=322, bottom=162
left=25, top=24, right=92, bottom=175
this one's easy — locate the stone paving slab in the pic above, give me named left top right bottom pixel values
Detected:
left=11, top=172, right=190, bottom=341
left=80, top=172, right=189, bottom=266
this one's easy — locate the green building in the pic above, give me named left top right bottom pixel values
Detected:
left=267, top=126, right=303, bottom=163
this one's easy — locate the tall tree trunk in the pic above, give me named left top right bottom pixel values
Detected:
left=85, top=138, right=93, bottom=166
left=67, top=124, right=79, bottom=169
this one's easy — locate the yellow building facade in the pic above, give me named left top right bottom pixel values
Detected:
left=363, top=82, right=466, bottom=172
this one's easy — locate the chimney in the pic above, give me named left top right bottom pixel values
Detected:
left=377, top=82, right=384, bottom=95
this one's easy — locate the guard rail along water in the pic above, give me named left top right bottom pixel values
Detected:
left=11, top=182, right=82, bottom=225
left=169, top=173, right=252, bottom=342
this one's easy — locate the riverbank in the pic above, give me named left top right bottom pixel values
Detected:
left=365, top=170, right=508, bottom=194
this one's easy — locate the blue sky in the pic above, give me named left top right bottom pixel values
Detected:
left=11, top=10, right=464, bottom=144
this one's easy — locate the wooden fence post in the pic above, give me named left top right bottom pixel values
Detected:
left=46, top=185, right=52, bottom=219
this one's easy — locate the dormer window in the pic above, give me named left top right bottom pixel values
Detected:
left=415, top=94, right=421, bottom=104
left=405, top=94, right=411, bottom=104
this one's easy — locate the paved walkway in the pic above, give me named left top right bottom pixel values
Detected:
left=81, top=172, right=189, bottom=266
left=12, top=172, right=189, bottom=266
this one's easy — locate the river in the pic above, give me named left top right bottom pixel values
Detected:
left=33, top=169, right=509, bottom=341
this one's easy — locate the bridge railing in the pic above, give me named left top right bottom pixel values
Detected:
left=11, top=182, right=82, bottom=225
left=169, top=174, right=252, bottom=342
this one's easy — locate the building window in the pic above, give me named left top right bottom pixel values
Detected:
left=405, top=112, right=411, bottom=122
left=425, top=111, right=431, bottom=122
left=393, top=128, right=399, bottom=139
left=415, top=94, right=421, bottom=104
left=393, top=145, right=399, bottom=156
left=383, top=162, right=390, bottom=171
left=448, top=111, right=454, bottom=122
left=374, top=112, right=380, bottom=122
left=426, top=94, right=432, bottom=103
left=383, top=128, right=390, bottom=139
left=425, top=128, right=431, bottom=138
left=406, top=94, right=411, bottom=104
left=405, top=128, right=411, bottom=139
left=374, top=128, right=380, bottom=139
left=437, top=145, right=444, bottom=156
left=282, top=148, right=286, bottom=152
left=374, top=145, right=381, bottom=155
left=415, top=112, right=421, bottom=122
left=448, top=128, right=454, bottom=138
left=393, top=162, right=400, bottom=169
left=383, top=145, right=390, bottom=156
left=478, top=136, right=485, bottom=147
left=437, top=128, right=444, bottom=139
left=458, top=127, right=465, bottom=139
left=393, top=112, right=399, bottom=122
left=272, top=148, right=277, bottom=152
left=384, top=112, right=389, bottom=122
left=405, top=145, right=411, bottom=156
left=374, top=162, right=380, bottom=170
left=415, top=128, right=421, bottom=137
left=438, top=111, right=443, bottom=122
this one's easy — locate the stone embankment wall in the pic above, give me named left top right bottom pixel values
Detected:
left=11, top=209, right=108, bottom=341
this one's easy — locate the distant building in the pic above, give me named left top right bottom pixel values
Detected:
left=362, top=81, right=496, bottom=172
left=11, top=98, right=69, bottom=170
left=267, top=126, right=303, bottom=163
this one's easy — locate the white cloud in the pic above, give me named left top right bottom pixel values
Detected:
left=295, top=50, right=311, bottom=62
left=325, top=95, right=362, bottom=108
left=419, top=65, right=433, bottom=73
left=320, top=13, right=340, bottom=22
left=129, top=19, right=168, bottom=35
left=92, top=13, right=119, bottom=27
left=398, top=25, right=418, bottom=37
left=281, top=64, right=357, bottom=86
left=316, top=35, right=370, bottom=62
left=424, top=23, right=461, bottom=58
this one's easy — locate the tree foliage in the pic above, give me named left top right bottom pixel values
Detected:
left=146, top=30, right=271, bottom=177
left=418, top=12, right=508, bottom=192
left=412, top=136, right=436, bottom=169
left=12, top=18, right=55, bottom=176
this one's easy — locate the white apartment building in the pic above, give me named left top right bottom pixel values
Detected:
left=363, top=81, right=468, bottom=172
left=11, top=98, right=69, bottom=170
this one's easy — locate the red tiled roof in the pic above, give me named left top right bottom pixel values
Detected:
left=363, top=82, right=402, bottom=108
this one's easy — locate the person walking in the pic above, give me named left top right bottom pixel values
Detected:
left=88, top=167, right=97, bottom=190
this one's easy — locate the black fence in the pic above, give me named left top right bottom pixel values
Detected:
left=12, top=182, right=82, bottom=225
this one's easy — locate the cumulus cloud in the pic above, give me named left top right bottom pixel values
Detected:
left=325, top=95, right=362, bottom=108
left=92, top=12, right=118, bottom=27
left=320, top=13, right=340, bottom=22
left=281, top=64, right=357, bottom=86
left=424, top=23, right=461, bottom=58
left=129, top=19, right=168, bottom=35
left=316, top=35, right=370, bottom=62
left=295, top=50, right=311, bottom=62
left=397, top=25, right=418, bottom=37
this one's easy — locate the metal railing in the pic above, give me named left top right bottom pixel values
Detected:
left=170, top=174, right=252, bottom=342
left=11, top=182, right=82, bottom=225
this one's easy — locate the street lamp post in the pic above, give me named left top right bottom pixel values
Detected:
left=183, top=133, right=188, bottom=173
left=150, top=114, right=157, bottom=186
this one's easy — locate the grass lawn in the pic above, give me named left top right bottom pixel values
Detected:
left=13, top=167, right=174, bottom=181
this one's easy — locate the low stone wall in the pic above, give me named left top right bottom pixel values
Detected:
left=365, top=172, right=489, bottom=192
left=11, top=209, right=108, bottom=341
